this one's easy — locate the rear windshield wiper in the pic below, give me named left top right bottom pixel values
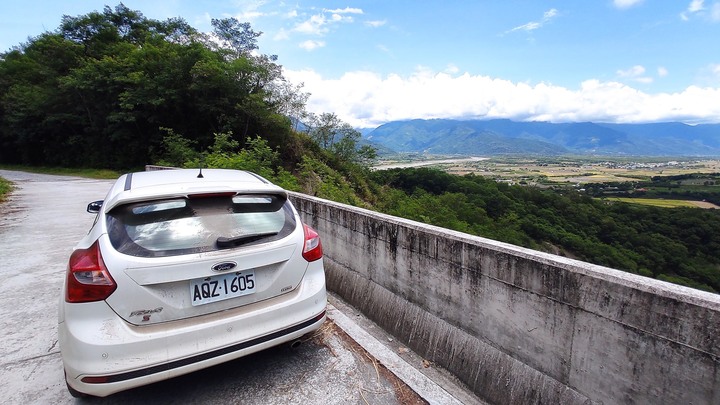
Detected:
left=216, top=232, right=278, bottom=248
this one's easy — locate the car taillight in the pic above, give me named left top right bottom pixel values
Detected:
left=302, top=224, right=323, bottom=262
left=66, top=241, right=117, bottom=303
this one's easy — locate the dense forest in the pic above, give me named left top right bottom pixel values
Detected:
left=2, top=4, right=719, bottom=292
left=0, top=4, right=322, bottom=170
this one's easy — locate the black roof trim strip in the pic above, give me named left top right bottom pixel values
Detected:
left=123, top=173, right=133, bottom=191
left=245, top=171, right=269, bottom=184
left=82, top=310, right=326, bottom=384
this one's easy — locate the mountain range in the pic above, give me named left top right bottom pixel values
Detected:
left=363, top=119, right=720, bottom=156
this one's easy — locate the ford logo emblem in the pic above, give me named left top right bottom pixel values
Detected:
left=212, top=261, right=237, bottom=272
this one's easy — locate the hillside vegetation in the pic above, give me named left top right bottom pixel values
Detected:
left=1, top=4, right=719, bottom=293
left=0, top=4, right=308, bottom=170
left=370, top=168, right=720, bottom=292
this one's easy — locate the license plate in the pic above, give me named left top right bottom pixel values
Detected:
left=190, top=271, right=256, bottom=306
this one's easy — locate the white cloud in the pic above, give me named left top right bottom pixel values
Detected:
left=689, top=0, right=706, bottom=12
left=617, top=65, right=654, bottom=83
left=325, top=7, right=363, bottom=15
left=508, top=8, right=559, bottom=33
left=681, top=0, right=704, bottom=19
left=657, top=66, right=669, bottom=77
left=365, top=20, right=387, bottom=28
left=544, top=9, right=559, bottom=19
left=680, top=0, right=720, bottom=21
left=232, top=0, right=268, bottom=21
left=291, top=7, right=362, bottom=38
left=617, top=65, right=646, bottom=78
left=713, top=2, right=720, bottom=20
left=330, top=13, right=354, bottom=23
left=294, top=14, right=329, bottom=35
left=510, top=22, right=541, bottom=33
left=445, top=64, right=460, bottom=74
left=613, top=0, right=644, bottom=9
left=235, top=11, right=264, bottom=21
left=284, top=68, right=720, bottom=127
left=299, top=39, right=325, bottom=51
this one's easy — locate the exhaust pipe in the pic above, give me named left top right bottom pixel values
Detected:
left=289, top=339, right=303, bottom=349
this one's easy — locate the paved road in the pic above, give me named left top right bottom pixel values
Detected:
left=0, top=170, right=432, bottom=405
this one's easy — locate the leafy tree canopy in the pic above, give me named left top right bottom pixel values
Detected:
left=0, top=4, right=300, bottom=169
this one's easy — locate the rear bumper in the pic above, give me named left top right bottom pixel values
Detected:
left=59, top=263, right=326, bottom=397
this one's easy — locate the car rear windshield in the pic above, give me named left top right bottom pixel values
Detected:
left=106, top=194, right=296, bottom=257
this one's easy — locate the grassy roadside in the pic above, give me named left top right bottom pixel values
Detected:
left=0, top=166, right=122, bottom=203
left=0, top=177, right=12, bottom=203
left=0, top=165, right=122, bottom=179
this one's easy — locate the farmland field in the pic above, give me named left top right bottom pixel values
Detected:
left=375, top=155, right=720, bottom=209
left=603, top=197, right=719, bottom=209
left=376, top=155, right=720, bottom=185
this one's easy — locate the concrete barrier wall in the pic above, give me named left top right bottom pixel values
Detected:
left=290, top=192, right=720, bottom=405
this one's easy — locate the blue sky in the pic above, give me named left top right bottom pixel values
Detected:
left=2, top=0, right=720, bottom=128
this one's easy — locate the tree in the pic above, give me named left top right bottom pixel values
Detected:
left=308, top=112, right=342, bottom=149
left=268, top=80, right=310, bottom=131
left=211, top=18, right=261, bottom=57
left=0, top=4, right=305, bottom=169
left=307, top=112, right=377, bottom=165
left=155, top=128, right=200, bottom=167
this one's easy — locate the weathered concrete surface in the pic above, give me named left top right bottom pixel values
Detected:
left=290, top=192, right=720, bottom=405
left=0, top=171, right=115, bottom=405
left=0, top=170, right=458, bottom=405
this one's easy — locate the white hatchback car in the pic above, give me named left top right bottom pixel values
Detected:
left=59, top=168, right=327, bottom=397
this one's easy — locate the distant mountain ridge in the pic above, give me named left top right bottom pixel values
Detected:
left=364, top=119, right=720, bottom=156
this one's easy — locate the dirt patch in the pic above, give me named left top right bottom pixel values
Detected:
left=691, top=201, right=720, bottom=209
left=311, top=320, right=428, bottom=405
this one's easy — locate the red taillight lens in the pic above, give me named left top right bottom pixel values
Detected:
left=66, top=241, right=117, bottom=303
left=302, top=224, right=323, bottom=262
